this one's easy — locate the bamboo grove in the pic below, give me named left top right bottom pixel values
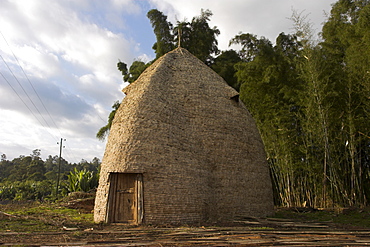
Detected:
left=234, top=0, right=370, bottom=208
left=99, top=0, right=370, bottom=208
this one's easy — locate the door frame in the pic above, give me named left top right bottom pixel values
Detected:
left=106, top=173, right=143, bottom=224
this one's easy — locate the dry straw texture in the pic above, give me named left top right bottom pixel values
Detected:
left=94, top=47, right=273, bottom=224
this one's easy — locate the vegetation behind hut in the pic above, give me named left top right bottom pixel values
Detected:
left=0, top=151, right=100, bottom=201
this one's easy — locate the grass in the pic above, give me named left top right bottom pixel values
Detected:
left=0, top=201, right=95, bottom=232
left=273, top=206, right=370, bottom=229
left=1, top=202, right=370, bottom=234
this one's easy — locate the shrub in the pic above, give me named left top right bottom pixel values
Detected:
left=65, top=168, right=99, bottom=194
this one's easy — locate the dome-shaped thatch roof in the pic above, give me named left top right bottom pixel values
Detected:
left=94, top=47, right=273, bottom=225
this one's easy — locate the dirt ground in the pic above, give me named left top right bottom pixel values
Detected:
left=1, top=200, right=370, bottom=246
left=1, top=216, right=370, bottom=246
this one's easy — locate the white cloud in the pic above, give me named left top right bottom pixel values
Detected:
left=0, top=0, right=148, bottom=162
left=15, top=45, right=60, bottom=78
left=151, top=0, right=335, bottom=49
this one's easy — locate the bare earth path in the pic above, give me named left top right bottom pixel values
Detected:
left=1, top=217, right=370, bottom=246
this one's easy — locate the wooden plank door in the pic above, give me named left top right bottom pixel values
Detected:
left=107, top=173, right=143, bottom=224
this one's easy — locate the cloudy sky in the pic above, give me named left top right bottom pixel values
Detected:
left=0, top=0, right=336, bottom=163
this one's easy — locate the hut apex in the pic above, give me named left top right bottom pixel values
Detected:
left=94, top=47, right=274, bottom=225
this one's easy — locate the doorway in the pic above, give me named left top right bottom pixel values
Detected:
left=107, top=173, right=143, bottom=224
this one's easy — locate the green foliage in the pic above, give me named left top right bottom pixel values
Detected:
left=96, top=100, right=120, bottom=141
left=0, top=154, right=101, bottom=201
left=232, top=1, right=370, bottom=208
left=117, top=60, right=149, bottom=84
left=0, top=180, right=53, bottom=201
left=230, top=33, right=274, bottom=62
left=147, top=9, right=175, bottom=58
left=65, top=168, right=99, bottom=194
left=124, top=61, right=149, bottom=83
left=147, top=8, right=220, bottom=64
left=174, top=9, right=220, bottom=64
left=211, top=50, right=242, bottom=91
left=117, top=60, right=128, bottom=80
left=318, top=0, right=370, bottom=206
left=233, top=31, right=306, bottom=206
left=0, top=183, right=17, bottom=200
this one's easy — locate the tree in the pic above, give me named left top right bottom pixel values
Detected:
left=230, top=33, right=269, bottom=62
left=31, top=149, right=41, bottom=160
left=117, top=60, right=128, bottom=81
left=147, top=9, right=175, bottom=58
left=148, top=8, right=220, bottom=64
left=175, top=9, right=220, bottom=64
left=118, top=60, right=149, bottom=84
left=0, top=153, right=102, bottom=201
left=96, top=100, right=121, bottom=141
left=211, top=50, right=242, bottom=91
left=44, top=155, right=58, bottom=172
left=0, top=155, right=11, bottom=181
left=126, top=61, right=148, bottom=83
left=319, top=0, right=370, bottom=206
left=1, top=154, right=7, bottom=161
left=232, top=32, right=305, bottom=206
left=7, top=156, right=32, bottom=181
left=27, top=158, right=46, bottom=181
left=289, top=8, right=346, bottom=207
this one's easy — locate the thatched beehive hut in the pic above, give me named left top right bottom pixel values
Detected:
left=94, top=47, right=273, bottom=225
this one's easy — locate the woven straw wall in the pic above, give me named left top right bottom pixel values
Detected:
left=94, top=48, right=273, bottom=224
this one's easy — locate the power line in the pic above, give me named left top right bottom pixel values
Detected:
left=2, top=66, right=75, bottom=161
left=63, top=144, right=80, bottom=163
left=1, top=54, right=64, bottom=155
left=0, top=54, right=54, bottom=131
left=0, top=32, right=94, bottom=163
left=0, top=31, right=62, bottom=137
left=0, top=38, right=67, bottom=158
left=2, top=64, right=77, bottom=162
left=0, top=71, right=46, bottom=127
